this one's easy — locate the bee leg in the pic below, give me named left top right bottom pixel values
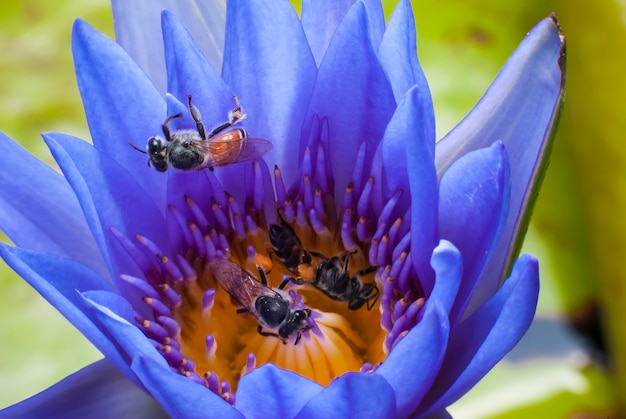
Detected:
left=162, top=113, right=183, bottom=142
left=352, top=265, right=379, bottom=311
left=236, top=307, right=250, bottom=315
left=256, top=325, right=282, bottom=342
left=295, top=324, right=314, bottom=345
left=206, top=96, right=247, bottom=139
left=187, top=94, right=208, bottom=140
left=228, top=96, right=246, bottom=124
left=278, top=278, right=291, bottom=290
left=278, top=276, right=305, bottom=289
left=342, top=250, right=358, bottom=271
left=364, top=284, right=380, bottom=310
left=256, top=265, right=270, bottom=286
left=309, top=250, right=328, bottom=261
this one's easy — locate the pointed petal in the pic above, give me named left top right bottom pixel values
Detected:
left=0, top=132, right=106, bottom=276
left=72, top=19, right=166, bottom=208
left=44, top=133, right=168, bottom=287
left=376, top=302, right=449, bottom=418
left=379, top=0, right=432, bottom=107
left=78, top=290, right=238, bottom=417
left=302, top=0, right=396, bottom=198
left=222, top=0, right=317, bottom=185
left=434, top=16, right=565, bottom=309
left=0, top=245, right=136, bottom=383
left=419, top=255, right=539, bottom=416
left=112, top=0, right=226, bottom=93
left=398, top=86, right=438, bottom=293
left=236, top=364, right=323, bottom=418
left=301, top=0, right=353, bottom=66
left=438, top=142, right=510, bottom=324
left=363, top=0, right=386, bottom=51
left=296, top=373, right=396, bottom=418
left=302, top=0, right=384, bottom=65
left=0, top=360, right=167, bottom=419
left=382, top=85, right=434, bottom=199
left=161, top=10, right=232, bottom=119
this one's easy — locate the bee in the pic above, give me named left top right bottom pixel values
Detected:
left=209, top=258, right=313, bottom=345
left=132, top=95, right=272, bottom=172
left=269, top=211, right=380, bottom=311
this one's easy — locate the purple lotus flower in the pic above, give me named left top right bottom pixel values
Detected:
left=0, top=1, right=565, bottom=418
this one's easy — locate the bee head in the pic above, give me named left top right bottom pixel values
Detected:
left=147, top=136, right=168, bottom=172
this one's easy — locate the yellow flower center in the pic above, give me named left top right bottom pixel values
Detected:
left=173, top=217, right=386, bottom=392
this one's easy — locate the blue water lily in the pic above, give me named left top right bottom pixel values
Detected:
left=0, top=0, right=564, bottom=418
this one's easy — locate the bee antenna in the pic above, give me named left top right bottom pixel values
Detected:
left=128, top=142, right=147, bottom=155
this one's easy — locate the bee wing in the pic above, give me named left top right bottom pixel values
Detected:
left=209, top=259, right=280, bottom=315
left=193, top=137, right=273, bottom=168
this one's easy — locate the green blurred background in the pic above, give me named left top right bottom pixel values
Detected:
left=0, top=1, right=623, bottom=417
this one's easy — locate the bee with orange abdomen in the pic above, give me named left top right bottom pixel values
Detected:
left=133, top=95, right=272, bottom=172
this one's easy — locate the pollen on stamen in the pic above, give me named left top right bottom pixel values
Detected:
left=210, top=198, right=230, bottom=233
left=158, top=283, right=182, bottom=307
left=185, top=195, right=211, bottom=230
left=158, top=315, right=181, bottom=337
left=121, top=274, right=160, bottom=299
left=138, top=318, right=170, bottom=341
left=204, top=372, right=221, bottom=395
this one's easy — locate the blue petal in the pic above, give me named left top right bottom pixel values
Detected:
left=112, top=0, right=226, bottom=93
left=301, top=0, right=353, bottom=66
left=400, top=87, right=437, bottom=293
left=421, top=409, right=453, bottom=419
left=379, top=0, right=432, bottom=106
left=236, top=364, right=323, bottom=418
left=363, top=0, right=386, bottom=51
left=78, top=290, right=238, bottom=418
left=44, top=133, right=168, bottom=287
left=418, top=255, right=539, bottom=416
left=434, top=16, right=564, bottom=310
left=302, top=0, right=385, bottom=66
left=296, top=373, right=396, bottom=418
left=222, top=0, right=317, bottom=186
left=438, top=142, right=509, bottom=325
left=382, top=85, right=434, bottom=200
left=376, top=302, right=449, bottom=418
left=133, top=357, right=243, bottom=419
left=161, top=10, right=232, bottom=123
left=72, top=19, right=166, bottom=208
left=302, top=0, right=396, bottom=198
left=0, top=245, right=137, bottom=385
left=428, top=240, right=462, bottom=316
left=0, top=359, right=167, bottom=419
left=0, top=132, right=106, bottom=277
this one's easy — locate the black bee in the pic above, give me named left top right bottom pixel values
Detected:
left=132, top=95, right=272, bottom=172
left=268, top=211, right=324, bottom=281
left=269, top=211, right=380, bottom=310
left=209, top=258, right=312, bottom=345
